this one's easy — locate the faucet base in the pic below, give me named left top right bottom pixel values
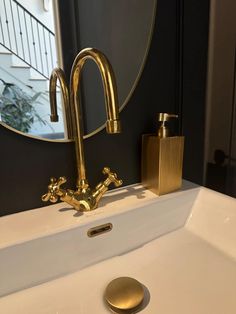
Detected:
left=42, top=167, right=122, bottom=213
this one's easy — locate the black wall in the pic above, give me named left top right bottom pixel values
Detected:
left=181, top=0, right=210, bottom=184
left=0, top=0, right=209, bottom=216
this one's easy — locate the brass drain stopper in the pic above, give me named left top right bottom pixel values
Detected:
left=105, top=277, right=144, bottom=312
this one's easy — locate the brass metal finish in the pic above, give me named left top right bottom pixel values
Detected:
left=105, top=277, right=144, bottom=312
left=142, top=113, right=184, bottom=196
left=42, top=167, right=122, bottom=212
left=49, top=68, right=73, bottom=139
left=158, top=113, right=178, bottom=122
left=87, top=223, right=113, bottom=237
left=158, top=113, right=178, bottom=138
left=142, top=135, right=184, bottom=195
left=42, top=48, right=122, bottom=211
left=106, top=119, right=121, bottom=134
left=70, top=48, right=121, bottom=189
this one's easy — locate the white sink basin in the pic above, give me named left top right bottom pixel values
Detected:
left=0, top=181, right=235, bottom=313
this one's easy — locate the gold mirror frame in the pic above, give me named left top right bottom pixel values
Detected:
left=0, top=1, right=157, bottom=142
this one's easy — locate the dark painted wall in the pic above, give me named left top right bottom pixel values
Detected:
left=0, top=0, right=210, bottom=216
left=181, top=0, right=210, bottom=184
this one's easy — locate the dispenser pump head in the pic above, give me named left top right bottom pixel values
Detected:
left=158, top=113, right=178, bottom=138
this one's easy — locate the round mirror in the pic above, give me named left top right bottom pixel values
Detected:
left=0, top=0, right=156, bottom=141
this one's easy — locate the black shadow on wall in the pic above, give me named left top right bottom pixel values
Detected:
left=181, top=0, right=210, bottom=184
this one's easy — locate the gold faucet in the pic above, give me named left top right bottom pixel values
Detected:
left=42, top=48, right=123, bottom=211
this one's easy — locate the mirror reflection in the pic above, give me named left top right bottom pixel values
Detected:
left=0, top=0, right=156, bottom=141
left=0, top=0, right=65, bottom=139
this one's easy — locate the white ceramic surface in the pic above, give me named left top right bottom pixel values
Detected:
left=0, top=182, right=235, bottom=313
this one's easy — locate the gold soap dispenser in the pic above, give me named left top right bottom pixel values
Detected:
left=141, top=113, right=184, bottom=195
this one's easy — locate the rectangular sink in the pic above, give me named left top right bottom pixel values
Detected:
left=0, top=181, right=235, bottom=313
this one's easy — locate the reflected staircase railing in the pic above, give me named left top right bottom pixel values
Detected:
left=0, top=0, right=57, bottom=79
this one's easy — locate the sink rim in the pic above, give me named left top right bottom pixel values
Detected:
left=0, top=181, right=199, bottom=250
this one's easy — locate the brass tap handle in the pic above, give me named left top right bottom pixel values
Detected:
left=42, top=176, right=67, bottom=203
left=92, top=167, right=123, bottom=208
left=102, top=167, right=123, bottom=187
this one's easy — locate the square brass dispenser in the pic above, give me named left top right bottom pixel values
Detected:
left=141, top=134, right=184, bottom=196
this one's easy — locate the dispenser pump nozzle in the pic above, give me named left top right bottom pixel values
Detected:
left=158, top=113, right=178, bottom=138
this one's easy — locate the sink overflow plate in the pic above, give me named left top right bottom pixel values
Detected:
left=87, top=223, right=113, bottom=237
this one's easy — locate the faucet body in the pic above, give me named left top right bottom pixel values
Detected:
left=70, top=48, right=121, bottom=191
left=42, top=48, right=122, bottom=211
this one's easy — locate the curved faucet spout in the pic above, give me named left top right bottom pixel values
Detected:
left=49, top=68, right=73, bottom=139
left=70, top=48, right=121, bottom=189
